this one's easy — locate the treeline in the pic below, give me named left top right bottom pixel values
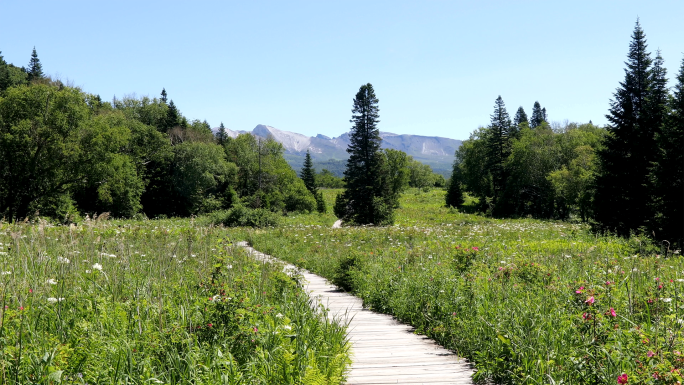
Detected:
left=448, top=21, right=683, bottom=246
left=0, top=48, right=317, bottom=221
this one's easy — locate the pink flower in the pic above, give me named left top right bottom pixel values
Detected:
left=617, top=373, right=628, bottom=384
left=576, top=286, right=585, bottom=294
left=472, top=247, right=479, bottom=251
left=609, top=308, right=617, bottom=317
left=207, top=323, right=213, bottom=328
left=585, top=296, right=595, bottom=305
left=647, top=350, right=655, bottom=358
left=253, top=327, right=258, bottom=333
left=582, top=313, right=589, bottom=320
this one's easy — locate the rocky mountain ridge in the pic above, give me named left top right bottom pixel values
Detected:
left=217, top=124, right=462, bottom=176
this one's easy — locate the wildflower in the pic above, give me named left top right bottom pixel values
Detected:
left=47, top=278, right=57, bottom=285
left=1, top=271, right=11, bottom=275
left=617, top=373, right=628, bottom=384
left=472, top=247, right=479, bottom=251
left=207, top=323, right=213, bottom=328
left=647, top=351, right=655, bottom=358
left=661, top=298, right=672, bottom=303
left=609, top=308, right=617, bottom=317
left=585, top=296, right=595, bottom=305
left=605, top=281, right=612, bottom=286
left=227, top=264, right=233, bottom=269
left=253, top=327, right=258, bottom=333
left=57, top=256, right=70, bottom=264
left=276, top=313, right=283, bottom=318
left=92, top=263, right=103, bottom=271
left=28, top=289, right=32, bottom=293
left=18, top=306, right=23, bottom=311
left=576, top=286, right=585, bottom=294
left=47, top=297, right=64, bottom=303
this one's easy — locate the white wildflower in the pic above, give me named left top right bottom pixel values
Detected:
left=57, top=256, right=70, bottom=264
left=661, top=298, right=672, bottom=303
left=47, top=278, right=58, bottom=285
left=227, top=264, right=233, bottom=269
left=47, top=297, right=64, bottom=303
left=276, top=313, right=283, bottom=318
left=1, top=271, right=10, bottom=275
left=92, top=263, right=103, bottom=271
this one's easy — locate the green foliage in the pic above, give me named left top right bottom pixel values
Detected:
left=445, top=165, right=464, bottom=208
left=206, top=204, right=281, bottom=227
left=316, top=169, right=344, bottom=188
left=215, top=121, right=228, bottom=145
left=300, top=150, right=317, bottom=194
left=594, top=20, right=663, bottom=237
left=513, top=106, right=528, bottom=127
left=407, top=158, right=435, bottom=190
left=250, top=189, right=684, bottom=385
left=171, top=142, right=237, bottom=215
left=530, top=101, right=547, bottom=128
left=0, top=220, right=349, bottom=382
left=337, top=83, right=396, bottom=225
left=27, top=47, right=44, bottom=82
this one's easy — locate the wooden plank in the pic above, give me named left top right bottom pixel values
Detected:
left=238, top=242, right=474, bottom=384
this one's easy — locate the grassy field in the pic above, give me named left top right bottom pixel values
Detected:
left=249, top=188, right=684, bottom=384
left=0, top=218, right=349, bottom=384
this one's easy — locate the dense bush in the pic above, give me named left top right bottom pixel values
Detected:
left=207, top=205, right=281, bottom=228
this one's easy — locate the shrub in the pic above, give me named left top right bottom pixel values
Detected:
left=207, top=205, right=280, bottom=228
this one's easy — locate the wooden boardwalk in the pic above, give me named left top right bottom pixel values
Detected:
left=237, top=241, right=474, bottom=384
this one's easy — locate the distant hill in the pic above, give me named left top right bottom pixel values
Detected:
left=215, top=124, right=462, bottom=177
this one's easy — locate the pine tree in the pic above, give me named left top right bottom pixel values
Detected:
left=164, top=100, right=180, bottom=132
left=530, top=101, right=545, bottom=128
left=334, top=83, right=394, bottom=225
left=300, top=150, right=317, bottom=194
left=216, top=122, right=228, bottom=145
left=514, top=106, right=529, bottom=127
left=651, top=57, right=683, bottom=246
left=160, top=88, right=168, bottom=103
left=27, top=47, right=43, bottom=82
left=594, top=19, right=657, bottom=236
left=445, top=165, right=464, bottom=208
left=0, top=51, right=10, bottom=92
left=485, top=96, right=513, bottom=204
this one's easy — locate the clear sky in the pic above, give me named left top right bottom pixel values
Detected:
left=1, top=1, right=682, bottom=140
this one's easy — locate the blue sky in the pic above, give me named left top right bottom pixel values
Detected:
left=1, top=1, right=682, bottom=140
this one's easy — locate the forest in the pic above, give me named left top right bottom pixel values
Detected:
left=447, top=21, right=683, bottom=248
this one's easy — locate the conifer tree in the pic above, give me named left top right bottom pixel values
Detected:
left=300, top=150, right=317, bottom=194
left=594, top=19, right=657, bottom=236
left=160, top=88, right=168, bottom=103
left=651, top=56, right=683, bottom=246
left=164, top=100, right=180, bottom=132
left=445, top=165, right=464, bottom=208
left=514, top=106, right=529, bottom=127
left=334, top=83, right=394, bottom=225
left=485, top=96, right=513, bottom=204
left=27, top=47, right=43, bottom=82
left=530, top=101, right=546, bottom=128
left=216, top=122, right=228, bottom=145
left=0, top=51, right=10, bottom=92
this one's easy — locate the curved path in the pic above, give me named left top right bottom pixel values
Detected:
left=237, top=241, right=474, bottom=384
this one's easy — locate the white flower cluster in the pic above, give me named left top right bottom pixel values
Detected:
left=47, top=297, right=65, bottom=303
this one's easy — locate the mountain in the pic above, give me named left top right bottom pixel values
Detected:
left=215, top=124, right=462, bottom=177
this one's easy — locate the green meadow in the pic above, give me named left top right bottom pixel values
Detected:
left=249, top=188, right=684, bottom=385
left=1, top=188, right=682, bottom=384
left=0, top=218, right=349, bottom=384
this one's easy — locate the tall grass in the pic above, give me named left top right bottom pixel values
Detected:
left=248, top=188, right=684, bottom=384
left=0, top=218, right=349, bottom=384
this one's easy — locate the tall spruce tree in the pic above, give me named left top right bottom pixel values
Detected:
left=334, top=83, right=394, bottom=225
left=164, top=99, right=180, bottom=132
left=514, top=106, right=529, bottom=127
left=0, top=51, right=10, bottom=92
left=445, top=164, right=464, bottom=208
left=27, top=47, right=43, bottom=82
left=485, top=96, right=513, bottom=206
left=160, top=88, right=168, bottom=103
left=594, top=20, right=657, bottom=236
left=300, top=150, right=317, bottom=194
left=530, top=101, right=545, bottom=128
left=216, top=122, right=228, bottom=145
left=651, top=57, right=684, bottom=246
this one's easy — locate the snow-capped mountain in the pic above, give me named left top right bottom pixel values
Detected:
left=215, top=124, right=462, bottom=176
